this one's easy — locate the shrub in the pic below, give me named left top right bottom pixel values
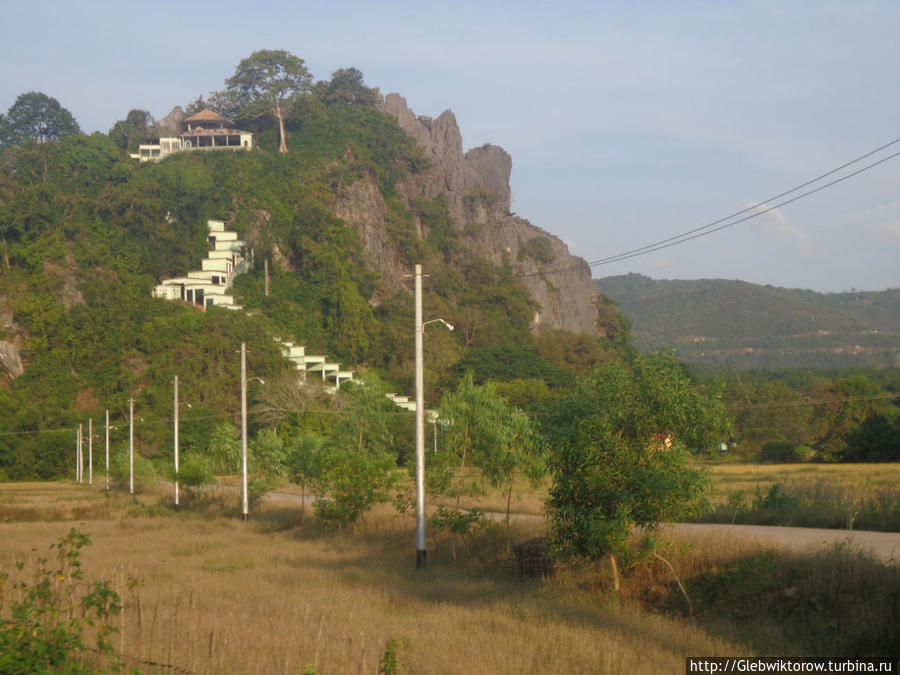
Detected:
left=0, top=529, right=123, bottom=673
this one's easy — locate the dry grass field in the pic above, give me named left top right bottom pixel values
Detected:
left=698, top=462, right=900, bottom=531
left=1, top=476, right=898, bottom=673
left=0, top=481, right=743, bottom=674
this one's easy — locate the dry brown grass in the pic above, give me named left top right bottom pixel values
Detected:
left=697, top=462, right=900, bottom=531
left=0, top=482, right=745, bottom=674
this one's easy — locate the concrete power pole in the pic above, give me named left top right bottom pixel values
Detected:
left=105, top=410, right=110, bottom=491
left=174, top=375, right=180, bottom=510
left=415, top=264, right=426, bottom=568
left=241, top=343, right=249, bottom=521
left=129, top=398, right=134, bottom=495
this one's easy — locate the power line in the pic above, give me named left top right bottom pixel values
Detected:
left=518, top=136, right=900, bottom=278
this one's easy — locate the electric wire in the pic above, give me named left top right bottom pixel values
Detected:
left=517, top=137, right=900, bottom=278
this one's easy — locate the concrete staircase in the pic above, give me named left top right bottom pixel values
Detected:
left=152, top=219, right=425, bottom=402
left=153, top=220, right=250, bottom=311
left=276, top=339, right=354, bottom=390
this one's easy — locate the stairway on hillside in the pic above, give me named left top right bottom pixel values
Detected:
left=152, top=220, right=420, bottom=410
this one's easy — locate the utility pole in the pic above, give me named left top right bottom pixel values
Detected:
left=129, top=398, right=134, bottom=495
left=241, top=343, right=249, bottom=521
left=77, top=424, right=83, bottom=483
left=105, top=410, right=110, bottom=491
left=264, top=258, right=269, bottom=297
left=88, top=418, right=93, bottom=486
left=174, top=375, right=180, bottom=510
left=414, top=264, right=426, bottom=568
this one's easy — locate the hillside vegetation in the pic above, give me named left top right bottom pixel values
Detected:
left=596, top=273, right=900, bottom=370
left=0, top=67, right=625, bottom=480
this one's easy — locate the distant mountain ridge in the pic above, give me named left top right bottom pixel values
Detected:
left=596, top=274, right=900, bottom=369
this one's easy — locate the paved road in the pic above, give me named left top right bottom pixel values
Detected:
left=664, top=523, right=900, bottom=565
left=264, top=492, right=900, bottom=565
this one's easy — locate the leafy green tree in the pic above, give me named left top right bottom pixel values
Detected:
left=545, top=352, right=729, bottom=579
left=842, top=413, right=900, bottom=462
left=436, top=372, right=545, bottom=553
left=314, top=373, right=399, bottom=526
left=728, top=379, right=813, bottom=459
left=285, top=431, right=327, bottom=523
left=222, top=49, right=313, bottom=154
left=318, top=68, right=377, bottom=106
left=108, top=109, right=153, bottom=152
left=3, top=92, right=80, bottom=146
left=813, top=375, right=891, bottom=461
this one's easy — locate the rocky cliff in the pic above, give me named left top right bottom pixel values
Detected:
left=352, top=93, right=610, bottom=337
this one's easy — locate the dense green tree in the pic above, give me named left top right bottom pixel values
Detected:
left=545, top=352, right=729, bottom=578
left=842, top=413, right=900, bottom=462
left=108, top=109, right=154, bottom=152
left=313, top=373, right=399, bottom=526
left=317, top=68, right=377, bottom=106
left=222, top=49, right=313, bottom=154
left=3, top=92, right=80, bottom=146
left=813, top=375, right=891, bottom=461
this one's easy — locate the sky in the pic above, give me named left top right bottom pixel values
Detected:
left=2, top=1, right=898, bottom=293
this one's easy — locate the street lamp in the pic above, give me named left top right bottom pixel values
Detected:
left=414, top=264, right=454, bottom=569
left=240, top=342, right=265, bottom=521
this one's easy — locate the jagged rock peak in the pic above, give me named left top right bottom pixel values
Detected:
left=377, top=93, right=511, bottom=214
left=374, top=93, right=611, bottom=338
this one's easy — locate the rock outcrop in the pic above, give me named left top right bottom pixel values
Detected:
left=374, top=93, right=609, bottom=336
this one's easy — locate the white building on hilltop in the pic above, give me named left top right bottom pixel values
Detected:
left=133, top=109, right=253, bottom=163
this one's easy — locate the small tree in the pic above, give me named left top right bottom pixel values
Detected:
left=222, top=49, right=312, bottom=154
left=314, top=373, right=398, bottom=527
left=285, top=430, right=326, bottom=524
left=435, top=372, right=545, bottom=554
left=545, top=352, right=729, bottom=583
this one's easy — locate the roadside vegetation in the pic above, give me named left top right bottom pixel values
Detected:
left=694, top=463, right=900, bottom=531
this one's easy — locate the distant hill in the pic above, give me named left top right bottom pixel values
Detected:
left=596, top=274, right=900, bottom=369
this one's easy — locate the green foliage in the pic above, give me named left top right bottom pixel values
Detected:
left=313, top=374, right=399, bottom=526
left=222, top=49, right=313, bottom=154
left=317, top=67, right=378, bottom=107
left=683, top=545, right=900, bottom=656
left=175, top=452, right=216, bottom=493
left=518, top=235, right=554, bottom=264
left=0, top=529, right=122, bottom=674
left=545, top=352, right=729, bottom=565
left=2, top=91, right=81, bottom=146
left=107, top=109, right=153, bottom=153
left=597, top=273, right=900, bottom=370
left=842, top=413, right=900, bottom=461
left=759, top=440, right=801, bottom=463
left=109, top=444, right=158, bottom=493
left=378, top=638, right=406, bottom=675
left=435, top=372, right=545, bottom=549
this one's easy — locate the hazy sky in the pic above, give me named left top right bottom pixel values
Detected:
left=2, top=1, right=898, bottom=292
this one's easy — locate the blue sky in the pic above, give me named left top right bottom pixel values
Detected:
left=2, top=0, right=898, bottom=292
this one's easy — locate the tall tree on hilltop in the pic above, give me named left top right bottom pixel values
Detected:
left=222, top=49, right=312, bottom=154
left=318, top=67, right=377, bottom=106
left=3, top=92, right=80, bottom=146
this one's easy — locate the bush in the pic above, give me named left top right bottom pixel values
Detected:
left=109, top=445, right=158, bottom=493
left=0, top=529, right=123, bottom=673
left=760, top=440, right=799, bottom=462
